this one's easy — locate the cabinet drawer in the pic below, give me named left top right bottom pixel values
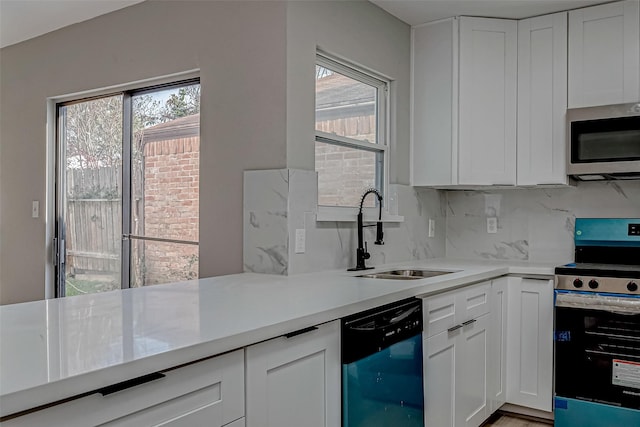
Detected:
left=423, top=282, right=492, bottom=338
left=423, top=292, right=457, bottom=338
left=3, top=349, right=245, bottom=427
left=457, top=282, right=491, bottom=322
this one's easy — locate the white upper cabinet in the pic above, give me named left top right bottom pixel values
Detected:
left=568, top=0, right=640, bottom=108
left=458, top=17, right=518, bottom=186
left=411, top=17, right=518, bottom=187
left=411, top=18, right=458, bottom=187
left=517, top=12, right=569, bottom=185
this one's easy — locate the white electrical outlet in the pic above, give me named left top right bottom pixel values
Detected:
left=487, top=217, right=498, bottom=234
left=295, top=229, right=305, bottom=253
left=32, top=201, right=39, bottom=218
left=428, top=219, right=435, bottom=237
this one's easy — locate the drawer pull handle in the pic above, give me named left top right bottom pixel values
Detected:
left=285, top=326, right=318, bottom=338
left=462, top=319, right=477, bottom=326
left=98, top=372, right=166, bottom=396
left=447, top=324, right=462, bottom=333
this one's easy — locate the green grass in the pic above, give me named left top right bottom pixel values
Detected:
left=65, top=277, right=119, bottom=297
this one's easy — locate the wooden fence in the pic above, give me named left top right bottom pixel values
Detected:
left=65, top=168, right=121, bottom=275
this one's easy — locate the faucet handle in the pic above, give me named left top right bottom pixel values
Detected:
left=363, top=242, right=371, bottom=260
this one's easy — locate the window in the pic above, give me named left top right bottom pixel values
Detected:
left=315, top=53, right=389, bottom=211
left=55, top=79, right=200, bottom=297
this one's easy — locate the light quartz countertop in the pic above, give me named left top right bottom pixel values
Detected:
left=0, top=258, right=558, bottom=417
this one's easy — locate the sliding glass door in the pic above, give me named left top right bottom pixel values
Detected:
left=55, top=80, right=200, bottom=297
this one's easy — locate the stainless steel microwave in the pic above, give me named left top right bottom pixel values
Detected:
left=567, top=103, right=640, bottom=181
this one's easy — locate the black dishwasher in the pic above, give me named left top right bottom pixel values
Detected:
left=342, top=298, right=424, bottom=427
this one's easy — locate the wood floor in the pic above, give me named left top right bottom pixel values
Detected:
left=483, top=414, right=552, bottom=427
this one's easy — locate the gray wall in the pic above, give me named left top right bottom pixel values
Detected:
left=286, top=0, right=411, bottom=185
left=0, top=0, right=288, bottom=304
left=0, top=0, right=411, bottom=304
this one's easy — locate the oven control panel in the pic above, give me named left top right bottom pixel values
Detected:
left=556, top=274, right=640, bottom=294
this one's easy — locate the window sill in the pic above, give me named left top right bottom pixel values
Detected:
left=316, top=206, right=404, bottom=223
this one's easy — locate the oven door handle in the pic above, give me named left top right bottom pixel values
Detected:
left=555, top=292, right=640, bottom=315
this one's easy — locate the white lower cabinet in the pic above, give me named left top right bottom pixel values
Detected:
left=488, top=278, right=508, bottom=414
left=3, top=349, right=245, bottom=427
left=506, top=277, right=554, bottom=412
left=456, top=312, right=491, bottom=427
left=423, top=323, right=457, bottom=427
left=245, top=320, right=340, bottom=427
left=423, top=281, right=493, bottom=427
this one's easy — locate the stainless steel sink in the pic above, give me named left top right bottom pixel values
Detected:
left=357, top=269, right=457, bottom=280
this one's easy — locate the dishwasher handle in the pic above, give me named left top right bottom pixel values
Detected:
left=348, top=305, right=420, bottom=332
left=390, top=306, right=420, bottom=325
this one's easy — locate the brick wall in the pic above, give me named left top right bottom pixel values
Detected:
left=315, top=115, right=377, bottom=208
left=134, top=115, right=200, bottom=286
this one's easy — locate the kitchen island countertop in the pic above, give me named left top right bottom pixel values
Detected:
left=0, top=258, right=558, bottom=418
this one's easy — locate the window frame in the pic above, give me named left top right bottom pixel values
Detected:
left=315, top=52, right=396, bottom=222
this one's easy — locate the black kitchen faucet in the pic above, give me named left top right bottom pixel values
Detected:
left=348, top=188, right=384, bottom=271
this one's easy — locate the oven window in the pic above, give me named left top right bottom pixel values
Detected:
left=555, top=305, right=640, bottom=410
left=572, top=116, right=640, bottom=163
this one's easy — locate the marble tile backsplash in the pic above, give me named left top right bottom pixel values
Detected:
left=244, top=169, right=446, bottom=275
left=243, top=170, right=290, bottom=274
left=244, top=170, right=639, bottom=273
left=445, top=181, right=640, bottom=263
left=290, top=184, right=446, bottom=274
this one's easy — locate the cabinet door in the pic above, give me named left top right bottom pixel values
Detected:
left=245, top=321, right=340, bottom=427
left=569, top=0, right=640, bottom=107
left=488, top=278, right=508, bottom=414
left=411, top=18, right=458, bottom=186
left=3, top=350, right=245, bottom=427
left=506, top=277, right=554, bottom=412
left=517, top=13, right=568, bottom=186
left=458, top=17, right=517, bottom=186
left=456, top=313, right=490, bottom=427
left=423, top=329, right=457, bottom=427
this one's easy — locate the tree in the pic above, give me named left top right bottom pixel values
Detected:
left=63, top=84, right=201, bottom=173
left=64, top=95, right=123, bottom=170
left=160, top=84, right=201, bottom=121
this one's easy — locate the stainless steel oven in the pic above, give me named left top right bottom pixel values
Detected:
left=567, top=103, right=640, bottom=181
left=554, top=218, right=640, bottom=426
